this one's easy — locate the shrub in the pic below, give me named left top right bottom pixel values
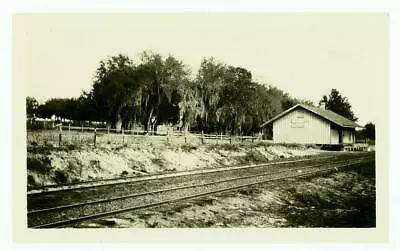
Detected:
left=207, top=143, right=239, bottom=152
left=54, top=169, right=68, bottom=184
left=27, top=157, right=52, bottom=174
left=27, top=175, right=37, bottom=187
left=151, top=158, right=166, bottom=168
left=181, top=144, right=198, bottom=152
left=279, top=143, right=302, bottom=148
left=243, top=151, right=268, bottom=163
left=27, top=145, right=54, bottom=155
left=89, top=160, right=101, bottom=172
left=113, top=144, right=128, bottom=151
left=66, top=144, right=77, bottom=151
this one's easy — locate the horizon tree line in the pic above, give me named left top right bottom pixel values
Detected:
left=27, top=51, right=366, bottom=136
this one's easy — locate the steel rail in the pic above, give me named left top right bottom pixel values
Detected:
left=27, top=157, right=370, bottom=214
left=26, top=162, right=332, bottom=214
left=29, top=157, right=374, bottom=228
left=28, top=153, right=360, bottom=195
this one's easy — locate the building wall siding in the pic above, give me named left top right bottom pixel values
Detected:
left=342, top=129, right=355, bottom=144
left=273, top=108, right=330, bottom=144
left=330, top=128, right=339, bottom=144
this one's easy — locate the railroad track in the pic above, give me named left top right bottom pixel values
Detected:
left=28, top=153, right=361, bottom=194
left=27, top=153, right=361, bottom=208
left=27, top=152, right=374, bottom=228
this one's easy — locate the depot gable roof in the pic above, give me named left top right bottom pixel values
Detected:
left=260, top=104, right=362, bottom=128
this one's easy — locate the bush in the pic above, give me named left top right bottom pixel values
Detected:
left=89, top=160, right=101, bottom=172
left=27, top=145, right=54, bottom=155
left=27, top=175, right=37, bottom=187
left=27, top=157, right=52, bottom=174
left=243, top=151, right=268, bottom=163
left=207, top=143, right=239, bottom=152
left=151, top=158, right=166, bottom=168
left=181, top=144, right=198, bottom=152
left=54, top=169, right=68, bottom=184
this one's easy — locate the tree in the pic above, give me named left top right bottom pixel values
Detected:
left=137, top=52, right=191, bottom=132
left=92, top=54, right=140, bottom=129
left=33, top=51, right=319, bottom=136
left=76, top=91, right=98, bottom=122
left=363, top=122, right=375, bottom=140
left=37, top=98, right=66, bottom=120
left=177, top=79, right=203, bottom=132
left=196, top=58, right=225, bottom=129
left=217, top=66, right=256, bottom=134
left=90, top=52, right=192, bottom=132
left=319, top=89, right=358, bottom=121
left=26, top=96, right=39, bottom=119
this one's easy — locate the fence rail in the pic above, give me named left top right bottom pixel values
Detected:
left=27, top=125, right=262, bottom=147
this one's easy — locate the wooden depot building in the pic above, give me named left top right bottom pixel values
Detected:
left=260, top=104, right=362, bottom=145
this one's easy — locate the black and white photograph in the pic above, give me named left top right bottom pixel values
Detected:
left=17, top=13, right=384, bottom=229
left=5, top=6, right=395, bottom=246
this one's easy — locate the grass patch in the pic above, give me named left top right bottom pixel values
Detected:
left=278, top=165, right=376, bottom=227
left=207, top=143, right=240, bottom=152
left=54, top=169, right=68, bottom=184
left=180, top=144, right=198, bottom=152
left=27, top=157, right=52, bottom=174
left=27, top=143, right=83, bottom=154
left=130, top=161, right=148, bottom=173
left=239, top=150, right=269, bottom=164
left=27, top=174, right=37, bottom=187
left=66, top=144, right=79, bottom=151
left=151, top=158, right=166, bottom=168
left=89, top=159, right=102, bottom=173
left=27, top=145, right=54, bottom=155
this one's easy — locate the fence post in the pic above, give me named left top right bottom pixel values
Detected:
left=122, top=128, right=125, bottom=145
left=94, top=128, right=97, bottom=147
left=201, top=130, right=204, bottom=144
left=68, top=123, right=70, bottom=132
left=220, top=132, right=222, bottom=142
left=184, top=130, right=187, bottom=144
left=81, top=124, right=83, bottom=133
left=167, top=129, right=170, bottom=144
left=252, top=133, right=254, bottom=143
left=58, top=125, right=62, bottom=147
left=107, top=125, right=110, bottom=134
left=230, top=134, right=232, bottom=144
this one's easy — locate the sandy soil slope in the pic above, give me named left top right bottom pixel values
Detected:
left=27, top=142, right=322, bottom=187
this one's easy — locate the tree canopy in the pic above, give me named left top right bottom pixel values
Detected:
left=28, top=51, right=318, bottom=135
left=319, top=89, right=358, bottom=122
left=364, top=122, right=375, bottom=140
left=26, top=96, right=39, bottom=119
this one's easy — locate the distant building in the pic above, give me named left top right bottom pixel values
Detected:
left=260, top=104, right=362, bottom=145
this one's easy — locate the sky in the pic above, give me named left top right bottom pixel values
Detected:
left=13, top=13, right=388, bottom=125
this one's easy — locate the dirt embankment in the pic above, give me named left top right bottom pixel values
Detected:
left=27, top=142, right=322, bottom=187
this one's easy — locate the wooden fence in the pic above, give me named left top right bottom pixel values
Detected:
left=27, top=125, right=262, bottom=147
